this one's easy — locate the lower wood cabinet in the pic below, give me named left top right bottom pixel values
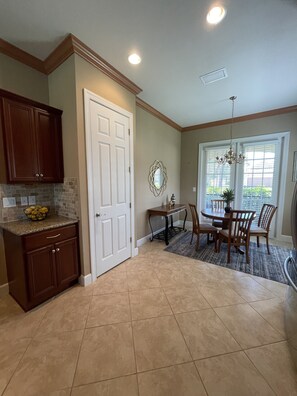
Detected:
left=4, top=223, right=80, bottom=311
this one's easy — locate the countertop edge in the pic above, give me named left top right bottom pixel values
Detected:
left=0, top=216, right=79, bottom=236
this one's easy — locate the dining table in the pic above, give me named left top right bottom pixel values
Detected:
left=200, top=208, right=231, bottom=229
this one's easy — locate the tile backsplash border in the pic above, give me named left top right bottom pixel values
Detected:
left=0, top=177, right=79, bottom=222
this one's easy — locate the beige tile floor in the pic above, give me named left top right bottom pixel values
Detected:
left=1, top=240, right=297, bottom=395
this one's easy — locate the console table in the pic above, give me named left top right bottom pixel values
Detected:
left=147, top=204, right=187, bottom=245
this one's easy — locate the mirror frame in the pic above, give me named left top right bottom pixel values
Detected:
left=148, top=160, right=168, bottom=197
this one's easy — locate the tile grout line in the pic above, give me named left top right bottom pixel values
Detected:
left=242, top=349, right=278, bottom=395
left=1, top=306, right=50, bottom=394
left=127, top=290, right=140, bottom=396
left=160, top=276, right=210, bottom=396
left=69, top=294, right=93, bottom=393
left=246, top=300, right=287, bottom=340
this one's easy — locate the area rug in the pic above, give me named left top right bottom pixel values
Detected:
left=165, top=231, right=291, bottom=284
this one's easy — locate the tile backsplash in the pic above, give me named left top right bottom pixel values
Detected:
left=0, top=177, right=79, bottom=222
left=54, top=177, right=79, bottom=220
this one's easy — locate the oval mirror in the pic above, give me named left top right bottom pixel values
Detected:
left=148, top=160, right=168, bottom=196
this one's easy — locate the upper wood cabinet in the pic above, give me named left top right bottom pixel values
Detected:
left=0, top=89, right=64, bottom=183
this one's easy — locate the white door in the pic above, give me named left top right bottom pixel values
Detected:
left=90, top=100, right=131, bottom=276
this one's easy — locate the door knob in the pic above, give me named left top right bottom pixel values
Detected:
left=96, top=213, right=101, bottom=217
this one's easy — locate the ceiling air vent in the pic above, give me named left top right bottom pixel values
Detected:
left=200, top=68, right=228, bottom=85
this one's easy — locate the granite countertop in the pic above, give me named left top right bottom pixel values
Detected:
left=0, top=215, right=78, bottom=236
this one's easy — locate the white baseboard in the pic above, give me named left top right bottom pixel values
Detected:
left=132, top=247, right=139, bottom=257
left=275, top=234, right=292, bottom=244
left=137, top=234, right=151, bottom=247
left=0, top=283, right=9, bottom=297
left=79, top=273, right=93, bottom=286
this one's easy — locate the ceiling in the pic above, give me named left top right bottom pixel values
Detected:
left=0, top=0, right=297, bottom=127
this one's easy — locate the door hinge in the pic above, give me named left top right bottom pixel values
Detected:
left=128, top=166, right=131, bottom=173
left=128, top=128, right=131, bottom=136
left=130, top=237, right=132, bottom=243
left=129, top=203, right=132, bottom=208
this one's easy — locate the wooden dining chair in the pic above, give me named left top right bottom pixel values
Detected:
left=218, top=210, right=256, bottom=264
left=249, top=204, right=277, bottom=254
left=211, top=199, right=225, bottom=210
left=189, top=203, right=218, bottom=252
left=211, top=199, right=225, bottom=227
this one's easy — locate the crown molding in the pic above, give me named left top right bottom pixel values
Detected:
left=43, top=34, right=74, bottom=75
left=44, top=34, right=142, bottom=95
left=0, top=38, right=45, bottom=73
left=182, top=105, right=297, bottom=132
left=136, top=97, right=182, bottom=131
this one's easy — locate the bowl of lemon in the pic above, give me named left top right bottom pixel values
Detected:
left=24, top=205, right=49, bottom=221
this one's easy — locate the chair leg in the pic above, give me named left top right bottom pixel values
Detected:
left=257, top=236, right=260, bottom=248
left=190, top=231, right=194, bottom=244
left=266, top=236, right=270, bottom=255
left=217, top=237, right=221, bottom=252
left=195, top=234, right=200, bottom=251
left=213, top=232, right=217, bottom=252
left=227, top=242, right=231, bottom=263
left=207, top=233, right=210, bottom=244
left=246, top=242, right=250, bottom=264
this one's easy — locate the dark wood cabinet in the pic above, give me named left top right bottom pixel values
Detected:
left=0, top=88, right=64, bottom=183
left=4, top=223, right=80, bottom=311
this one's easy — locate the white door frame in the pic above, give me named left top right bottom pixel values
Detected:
left=84, top=89, right=137, bottom=282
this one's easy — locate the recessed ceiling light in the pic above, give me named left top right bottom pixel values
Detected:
left=128, top=53, right=141, bottom=65
left=207, top=6, right=226, bottom=24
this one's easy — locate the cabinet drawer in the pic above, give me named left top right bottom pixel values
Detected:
left=23, top=224, right=77, bottom=251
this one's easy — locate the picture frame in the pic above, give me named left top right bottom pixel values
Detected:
left=293, top=151, right=297, bottom=182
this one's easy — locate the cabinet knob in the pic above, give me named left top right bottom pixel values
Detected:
left=56, top=248, right=60, bottom=252
left=40, top=173, right=44, bottom=177
left=96, top=213, right=101, bottom=217
left=35, top=173, right=40, bottom=177
left=52, top=249, right=56, bottom=254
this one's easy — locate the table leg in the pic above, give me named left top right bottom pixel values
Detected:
left=183, top=209, right=187, bottom=231
left=148, top=214, right=154, bottom=241
left=165, top=216, right=169, bottom=245
left=170, top=215, right=173, bottom=229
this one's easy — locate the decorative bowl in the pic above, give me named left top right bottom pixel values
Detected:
left=24, top=205, right=49, bottom=221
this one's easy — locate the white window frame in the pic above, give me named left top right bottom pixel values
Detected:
left=198, top=132, right=290, bottom=241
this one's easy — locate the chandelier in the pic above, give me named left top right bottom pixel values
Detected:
left=216, top=96, right=245, bottom=165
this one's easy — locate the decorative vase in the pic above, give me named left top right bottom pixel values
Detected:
left=224, top=206, right=231, bottom=213
left=170, top=194, right=176, bottom=206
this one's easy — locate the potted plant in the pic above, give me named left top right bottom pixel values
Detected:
left=220, top=188, right=235, bottom=213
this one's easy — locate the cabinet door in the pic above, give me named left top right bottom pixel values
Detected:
left=2, top=98, right=39, bottom=182
left=55, top=237, right=79, bottom=290
left=34, top=108, right=64, bottom=182
left=26, top=245, right=57, bottom=304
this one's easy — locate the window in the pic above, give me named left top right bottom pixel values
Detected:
left=204, top=147, right=232, bottom=209
left=198, top=132, right=289, bottom=239
left=240, top=142, right=279, bottom=215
